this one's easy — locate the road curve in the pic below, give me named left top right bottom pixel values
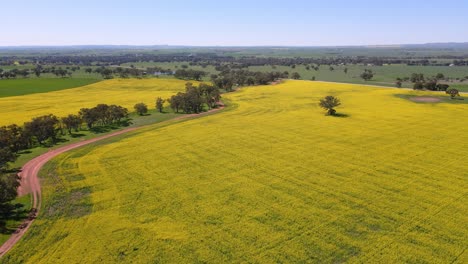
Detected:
left=0, top=104, right=225, bottom=258
left=0, top=127, right=139, bottom=258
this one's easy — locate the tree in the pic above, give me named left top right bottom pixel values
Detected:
left=212, top=75, right=234, bottom=92
left=61, top=114, right=82, bottom=134
left=34, top=66, right=42, bottom=78
left=413, top=82, right=424, bottom=90
left=94, top=104, right=110, bottom=125
left=108, top=105, right=128, bottom=123
left=0, top=173, right=21, bottom=231
left=100, top=68, right=113, bottom=79
left=0, top=148, right=16, bottom=171
left=344, top=68, right=348, bottom=74
left=155, top=97, right=165, bottom=113
left=435, top=73, right=445, bottom=80
left=0, top=174, right=20, bottom=203
left=24, top=114, right=60, bottom=144
left=0, top=124, right=29, bottom=153
left=79, top=108, right=98, bottom=129
left=410, top=73, right=424, bottom=83
left=199, top=83, right=221, bottom=109
left=174, top=69, right=206, bottom=81
left=319, top=96, right=341, bottom=116
left=360, top=69, right=374, bottom=81
left=446, top=88, right=460, bottom=99
left=134, top=103, right=148, bottom=116
left=424, top=81, right=438, bottom=91
left=169, top=93, right=184, bottom=113
left=182, top=83, right=204, bottom=113
left=291, top=72, right=301, bottom=79
left=435, top=83, right=449, bottom=91
left=396, top=81, right=402, bottom=88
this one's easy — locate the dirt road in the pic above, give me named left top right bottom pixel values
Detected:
left=0, top=104, right=225, bottom=258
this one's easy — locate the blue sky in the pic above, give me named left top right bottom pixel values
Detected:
left=2, top=0, right=467, bottom=46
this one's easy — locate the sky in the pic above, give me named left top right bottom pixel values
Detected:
left=1, top=0, right=467, bottom=46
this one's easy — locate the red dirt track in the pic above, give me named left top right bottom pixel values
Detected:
left=0, top=127, right=138, bottom=257
left=0, top=103, right=224, bottom=258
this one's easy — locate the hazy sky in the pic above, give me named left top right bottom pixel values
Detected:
left=2, top=0, right=467, bottom=46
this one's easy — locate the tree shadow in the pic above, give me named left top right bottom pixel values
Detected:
left=90, top=126, right=112, bottom=134
left=0, top=203, right=29, bottom=235
left=40, top=138, right=69, bottom=148
left=117, top=120, right=131, bottom=127
left=70, top=133, right=86, bottom=138
left=3, top=168, right=21, bottom=173
left=331, top=113, right=350, bottom=118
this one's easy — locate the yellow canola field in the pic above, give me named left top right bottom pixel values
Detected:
left=4, top=81, right=467, bottom=263
left=0, top=78, right=194, bottom=126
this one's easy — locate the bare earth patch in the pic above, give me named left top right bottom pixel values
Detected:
left=409, top=96, right=442, bottom=103
left=270, top=80, right=283, bottom=85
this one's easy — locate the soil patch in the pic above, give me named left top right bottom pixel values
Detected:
left=409, top=96, right=442, bottom=103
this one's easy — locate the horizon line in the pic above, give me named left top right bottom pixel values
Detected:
left=1, top=42, right=468, bottom=49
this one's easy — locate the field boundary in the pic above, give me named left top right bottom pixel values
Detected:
left=0, top=102, right=226, bottom=258
left=315, top=80, right=468, bottom=94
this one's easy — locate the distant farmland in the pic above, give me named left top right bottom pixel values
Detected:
left=122, top=61, right=468, bottom=91
left=3, top=81, right=466, bottom=263
left=0, top=78, right=100, bottom=98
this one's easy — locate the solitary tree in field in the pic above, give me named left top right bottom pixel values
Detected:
left=435, top=73, right=445, bottom=80
left=446, top=88, right=460, bottom=99
left=319, top=96, right=341, bottom=116
left=134, top=103, right=148, bottom=116
left=34, top=66, right=42, bottom=78
left=360, top=69, right=374, bottom=81
left=291, top=72, right=301, bottom=79
left=155, top=97, right=165, bottom=113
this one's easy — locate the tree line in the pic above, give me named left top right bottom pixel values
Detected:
left=394, top=73, right=451, bottom=91
left=0, top=66, right=82, bottom=79
left=2, top=52, right=467, bottom=68
left=0, top=65, right=175, bottom=80
left=210, top=69, right=288, bottom=91
left=168, top=83, right=221, bottom=113
left=174, top=69, right=206, bottom=81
